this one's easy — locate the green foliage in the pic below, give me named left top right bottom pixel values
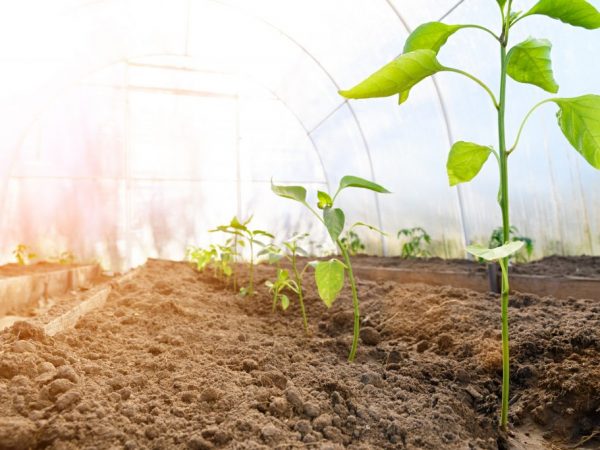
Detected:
left=55, top=251, right=75, bottom=265
left=551, top=95, right=600, bottom=168
left=340, top=230, right=366, bottom=256
left=489, top=226, right=534, bottom=263
left=403, top=22, right=462, bottom=54
left=272, top=175, right=390, bottom=361
left=524, top=0, right=600, bottom=29
left=186, top=242, right=235, bottom=285
left=261, top=233, right=311, bottom=333
left=397, top=227, right=432, bottom=258
left=340, top=0, right=600, bottom=429
left=506, top=38, right=558, bottom=93
left=446, top=141, right=494, bottom=186
left=314, top=259, right=346, bottom=308
left=466, top=241, right=524, bottom=261
left=339, top=50, right=443, bottom=104
left=211, top=216, right=274, bottom=296
left=13, top=244, right=36, bottom=266
left=265, top=269, right=295, bottom=311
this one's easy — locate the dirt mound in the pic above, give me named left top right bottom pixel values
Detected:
left=0, top=259, right=597, bottom=449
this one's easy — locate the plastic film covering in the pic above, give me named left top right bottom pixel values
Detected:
left=0, top=0, right=598, bottom=270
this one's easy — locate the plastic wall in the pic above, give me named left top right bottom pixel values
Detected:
left=0, top=0, right=598, bottom=270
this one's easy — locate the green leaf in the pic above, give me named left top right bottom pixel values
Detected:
left=466, top=241, right=525, bottom=261
left=506, top=38, right=559, bottom=93
left=446, top=141, right=493, bottom=186
left=271, top=181, right=307, bottom=203
left=317, top=190, right=333, bottom=209
left=323, top=208, right=345, bottom=242
left=551, top=95, right=600, bottom=169
left=338, top=175, right=391, bottom=194
left=339, top=50, right=444, bottom=102
left=350, top=221, right=387, bottom=236
left=525, top=0, right=600, bottom=29
left=314, top=259, right=346, bottom=307
left=404, top=22, right=463, bottom=54
left=253, top=230, right=275, bottom=238
left=497, top=0, right=507, bottom=8
left=280, top=294, right=290, bottom=310
left=230, top=216, right=250, bottom=230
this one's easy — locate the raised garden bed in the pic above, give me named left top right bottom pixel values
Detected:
left=0, top=259, right=597, bottom=449
left=0, top=263, right=102, bottom=330
left=352, top=255, right=600, bottom=301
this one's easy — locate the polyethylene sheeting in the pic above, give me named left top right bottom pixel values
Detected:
left=0, top=0, right=598, bottom=270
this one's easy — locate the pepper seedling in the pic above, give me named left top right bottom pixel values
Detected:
left=340, top=230, right=366, bottom=256
left=186, top=243, right=235, bottom=286
left=211, top=216, right=274, bottom=296
left=261, top=233, right=312, bottom=333
left=272, top=176, right=390, bottom=361
left=340, top=0, right=600, bottom=429
left=13, top=244, right=36, bottom=266
left=397, top=227, right=431, bottom=259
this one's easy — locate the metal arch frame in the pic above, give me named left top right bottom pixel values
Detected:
left=4, top=54, right=332, bottom=187
left=384, top=0, right=470, bottom=253
left=205, top=0, right=387, bottom=254
left=124, top=59, right=332, bottom=193
left=0, top=54, right=333, bottom=256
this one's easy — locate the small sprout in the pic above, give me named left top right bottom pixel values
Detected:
left=211, top=216, right=274, bottom=296
left=340, top=230, right=366, bottom=256
left=272, top=175, right=390, bottom=361
left=397, top=227, right=431, bottom=259
left=263, top=233, right=312, bottom=333
left=13, top=244, right=37, bottom=266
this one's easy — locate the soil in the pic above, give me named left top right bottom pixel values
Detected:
left=352, top=255, right=600, bottom=279
left=0, top=259, right=598, bottom=449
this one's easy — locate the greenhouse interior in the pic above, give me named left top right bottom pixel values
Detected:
left=0, top=0, right=599, bottom=448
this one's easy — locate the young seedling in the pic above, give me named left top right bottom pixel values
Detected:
left=340, top=230, right=366, bottom=256
left=211, top=216, right=274, bottom=296
left=397, top=227, right=432, bottom=258
left=186, top=243, right=235, bottom=286
left=13, top=244, right=36, bottom=266
left=261, top=233, right=312, bottom=332
left=340, top=0, right=600, bottom=429
left=489, top=226, right=533, bottom=263
left=272, top=176, right=390, bottom=361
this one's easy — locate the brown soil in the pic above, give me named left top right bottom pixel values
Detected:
left=0, top=259, right=598, bottom=449
left=353, top=255, right=600, bottom=279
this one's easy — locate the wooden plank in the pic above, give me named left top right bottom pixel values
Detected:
left=353, top=266, right=600, bottom=300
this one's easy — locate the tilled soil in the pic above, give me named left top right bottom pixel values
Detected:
left=0, top=259, right=598, bottom=449
left=352, top=255, right=600, bottom=279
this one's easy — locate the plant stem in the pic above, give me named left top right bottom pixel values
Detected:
left=498, top=9, right=511, bottom=431
left=249, top=238, right=254, bottom=296
left=508, top=98, right=554, bottom=153
left=339, top=240, right=360, bottom=362
left=233, top=237, right=238, bottom=292
left=443, top=67, right=499, bottom=109
left=499, top=257, right=510, bottom=429
left=292, top=252, right=309, bottom=334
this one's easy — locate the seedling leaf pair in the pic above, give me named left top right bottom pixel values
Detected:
left=466, top=241, right=524, bottom=262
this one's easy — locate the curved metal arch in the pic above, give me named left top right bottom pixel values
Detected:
left=0, top=54, right=332, bottom=241
left=384, top=0, right=470, bottom=253
left=206, top=0, right=387, bottom=253
left=126, top=58, right=332, bottom=193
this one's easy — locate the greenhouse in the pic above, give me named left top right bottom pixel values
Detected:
left=0, top=0, right=599, bottom=448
